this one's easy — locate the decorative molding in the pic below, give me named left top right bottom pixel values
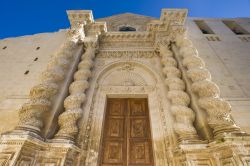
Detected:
left=100, top=32, right=154, bottom=42
left=99, top=41, right=154, bottom=48
left=99, top=85, right=155, bottom=93
left=97, top=50, right=157, bottom=58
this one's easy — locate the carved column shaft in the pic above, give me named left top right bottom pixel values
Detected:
left=160, top=44, right=199, bottom=143
left=17, top=27, right=84, bottom=135
left=55, top=40, right=97, bottom=141
left=175, top=35, right=241, bottom=139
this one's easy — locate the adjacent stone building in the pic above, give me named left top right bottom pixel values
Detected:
left=0, top=8, right=250, bottom=165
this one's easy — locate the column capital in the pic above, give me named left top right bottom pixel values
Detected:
left=83, top=37, right=99, bottom=49
left=67, top=10, right=107, bottom=41
left=150, top=8, right=188, bottom=51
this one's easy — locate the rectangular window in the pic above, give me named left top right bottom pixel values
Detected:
left=194, top=20, right=215, bottom=34
left=222, top=20, right=249, bottom=35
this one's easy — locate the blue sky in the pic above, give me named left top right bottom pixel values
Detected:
left=1, top=0, right=250, bottom=39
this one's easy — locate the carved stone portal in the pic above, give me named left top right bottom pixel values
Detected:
left=0, top=8, right=250, bottom=166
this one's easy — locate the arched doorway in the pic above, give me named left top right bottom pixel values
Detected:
left=82, top=61, right=175, bottom=166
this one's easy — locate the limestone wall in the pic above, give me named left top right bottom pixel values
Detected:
left=0, top=30, right=66, bottom=133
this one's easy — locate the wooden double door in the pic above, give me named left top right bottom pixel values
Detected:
left=100, top=98, right=154, bottom=166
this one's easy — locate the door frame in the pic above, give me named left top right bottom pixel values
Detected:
left=84, top=85, right=169, bottom=166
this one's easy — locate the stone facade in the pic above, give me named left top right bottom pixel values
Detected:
left=0, top=8, right=250, bottom=166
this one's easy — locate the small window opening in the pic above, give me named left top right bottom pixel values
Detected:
left=36, top=47, right=40, bottom=50
left=206, top=36, right=221, bottom=41
left=24, top=70, right=29, bottom=75
left=34, top=57, right=38, bottom=61
left=194, top=20, right=215, bottom=34
left=222, top=20, right=249, bottom=35
left=239, top=37, right=250, bottom=42
left=2, top=46, right=7, bottom=50
left=119, top=26, right=136, bottom=32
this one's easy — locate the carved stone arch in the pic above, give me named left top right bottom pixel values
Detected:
left=95, top=60, right=160, bottom=85
left=80, top=60, right=176, bottom=165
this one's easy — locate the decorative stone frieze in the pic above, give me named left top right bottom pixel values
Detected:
left=97, top=50, right=156, bottom=58
left=175, top=36, right=241, bottom=139
left=160, top=44, right=199, bottom=143
left=99, top=32, right=154, bottom=49
left=55, top=38, right=98, bottom=142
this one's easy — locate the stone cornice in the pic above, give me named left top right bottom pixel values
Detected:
left=66, top=8, right=188, bottom=45
left=147, top=9, right=187, bottom=32
left=148, top=9, right=188, bottom=43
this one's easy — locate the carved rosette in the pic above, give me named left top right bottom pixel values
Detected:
left=160, top=44, right=199, bottom=143
left=55, top=40, right=97, bottom=141
left=175, top=35, right=241, bottom=138
left=17, top=25, right=84, bottom=134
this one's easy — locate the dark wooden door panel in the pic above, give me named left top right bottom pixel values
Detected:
left=129, top=141, right=153, bottom=165
left=130, top=118, right=148, bottom=138
left=130, top=99, right=147, bottom=116
left=102, top=140, right=125, bottom=166
left=109, top=99, right=125, bottom=116
left=107, top=117, right=125, bottom=138
left=100, top=98, right=154, bottom=166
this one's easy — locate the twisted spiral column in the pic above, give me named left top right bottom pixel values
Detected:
left=160, top=45, right=199, bottom=143
left=54, top=40, right=97, bottom=141
left=17, top=29, right=82, bottom=134
left=175, top=35, right=241, bottom=139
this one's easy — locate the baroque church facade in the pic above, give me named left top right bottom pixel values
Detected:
left=0, top=8, right=250, bottom=165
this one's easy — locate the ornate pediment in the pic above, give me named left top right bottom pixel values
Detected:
left=96, top=13, right=156, bottom=32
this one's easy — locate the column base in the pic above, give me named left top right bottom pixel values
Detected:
left=2, top=130, right=44, bottom=141
left=13, top=124, right=43, bottom=139
left=177, top=134, right=206, bottom=144
left=49, top=137, right=76, bottom=145
left=173, top=136, right=250, bottom=165
left=53, top=134, right=76, bottom=144
left=0, top=132, right=80, bottom=166
left=213, top=125, right=243, bottom=140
